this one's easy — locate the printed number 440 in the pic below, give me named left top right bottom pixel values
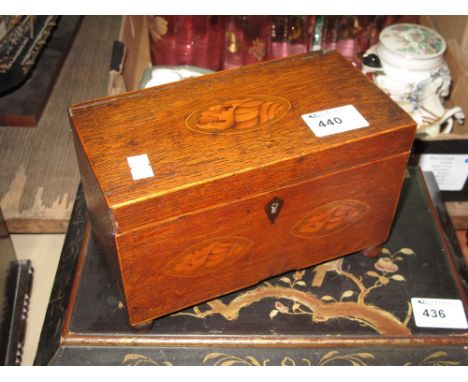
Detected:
left=318, top=117, right=343, bottom=128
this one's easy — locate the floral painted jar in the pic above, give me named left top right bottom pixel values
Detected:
left=362, top=23, right=464, bottom=137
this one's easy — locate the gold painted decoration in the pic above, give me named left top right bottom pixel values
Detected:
left=202, top=351, right=375, bottom=366
left=185, top=96, right=291, bottom=134
left=120, top=247, right=463, bottom=367
left=404, top=351, right=460, bottom=366
left=122, top=353, right=173, bottom=366
left=175, top=247, right=416, bottom=336
left=164, top=236, right=253, bottom=277
left=291, top=199, right=369, bottom=238
left=121, top=350, right=460, bottom=366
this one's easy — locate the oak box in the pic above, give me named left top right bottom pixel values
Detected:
left=69, top=50, right=416, bottom=327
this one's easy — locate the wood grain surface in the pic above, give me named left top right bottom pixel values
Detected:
left=0, top=16, right=122, bottom=233
left=71, top=51, right=415, bottom=232
left=118, top=153, right=409, bottom=324
left=71, top=50, right=415, bottom=326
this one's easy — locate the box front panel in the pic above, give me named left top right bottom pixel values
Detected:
left=117, top=153, right=409, bottom=325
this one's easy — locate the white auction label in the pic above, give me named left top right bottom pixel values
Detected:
left=411, top=298, right=468, bottom=329
left=419, top=154, right=468, bottom=191
left=127, top=154, right=154, bottom=181
left=301, top=104, right=369, bottom=137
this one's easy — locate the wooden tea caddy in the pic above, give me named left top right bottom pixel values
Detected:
left=69, top=51, right=416, bottom=327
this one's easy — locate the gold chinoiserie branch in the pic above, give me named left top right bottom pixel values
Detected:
left=176, top=248, right=416, bottom=336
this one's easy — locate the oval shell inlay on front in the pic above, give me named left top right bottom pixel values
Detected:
left=291, top=199, right=370, bottom=238
left=164, top=236, right=254, bottom=277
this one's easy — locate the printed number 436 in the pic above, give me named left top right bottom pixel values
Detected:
left=423, top=309, right=446, bottom=318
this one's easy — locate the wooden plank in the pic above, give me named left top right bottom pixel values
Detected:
left=0, top=16, right=122, bottom=233
left=455, top=230, right=468, bottom=265
left=446, top=201, right=468, bottom=230
left=119, top=16, right=151, bottom=92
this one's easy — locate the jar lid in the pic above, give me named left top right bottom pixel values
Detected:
left=379, top=23, right=446, bottom=60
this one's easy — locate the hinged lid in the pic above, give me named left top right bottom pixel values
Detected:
left=70, top=50, right=415, bottom=234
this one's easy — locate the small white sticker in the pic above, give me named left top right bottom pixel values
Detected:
left=127, top=154, right=154, bottom=181
left=419, top=154, right=468, bottom=191
left=411, top=298, right=468, bottom=329
left=301, top=104, right=369, bottom=137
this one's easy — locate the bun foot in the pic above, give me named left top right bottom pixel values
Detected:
left=362, top=244, right=383, bottom=258
left=132, top=320, right=154, bottom=333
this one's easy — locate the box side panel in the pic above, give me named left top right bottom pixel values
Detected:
left=117, top=152, right=409, bottom=325
left=70, top=126, right=122, bottom=292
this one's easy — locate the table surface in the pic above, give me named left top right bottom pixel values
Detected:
left=0, top=16, right=122, bottom=233
left=35, top=168, right=468, bottom=365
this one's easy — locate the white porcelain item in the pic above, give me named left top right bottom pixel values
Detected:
left=362, top=23, right=465, bottom=137
left=139, top=65, right=214, bottom=89
left=378, top=23, right=446, bottom=72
